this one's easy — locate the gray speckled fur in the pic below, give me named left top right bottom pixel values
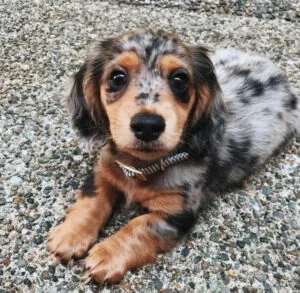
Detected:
left=212, top=49, right=299, bottom=179
left=151, top=49, right=299, bottom=195
left=149, top=48, right=299, bottom=237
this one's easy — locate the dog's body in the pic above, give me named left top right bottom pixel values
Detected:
left=48, top=30, right=299, bottom=283
left=206, top=48, right=299, bottom=186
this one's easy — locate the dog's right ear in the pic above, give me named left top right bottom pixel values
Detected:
left=67, top=61, right=109, bottom=150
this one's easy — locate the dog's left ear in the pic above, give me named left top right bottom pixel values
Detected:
left=185, top=46, right=226, bottom=157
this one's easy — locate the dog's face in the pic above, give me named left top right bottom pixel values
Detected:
left=99, top=35, right=200, bottom=160
left=69, top=29, right=223, bottom=160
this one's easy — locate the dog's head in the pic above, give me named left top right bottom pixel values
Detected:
left=68, top=29, right=225, bottom=160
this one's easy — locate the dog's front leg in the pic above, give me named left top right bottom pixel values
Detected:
left=48, top=173, right=119, bottom=263
left=85, top=190, right=189, bottom=283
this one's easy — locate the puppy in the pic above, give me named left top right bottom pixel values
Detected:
left=48, top=29, right=299, bottom=283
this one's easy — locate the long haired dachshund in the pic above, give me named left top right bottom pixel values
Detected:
left=48, top=29, right=299, bottom=283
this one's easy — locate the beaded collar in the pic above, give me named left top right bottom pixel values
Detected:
left=116, top=152, right=189, bottom=181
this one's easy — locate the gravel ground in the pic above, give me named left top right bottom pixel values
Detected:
left=1, top=1, right=299, bottom=292
left=115, top=0, right=300, bottom=22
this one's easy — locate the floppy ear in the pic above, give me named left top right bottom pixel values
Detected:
left=67, top=60, right=109, bottom=150
left=185, top=46, right=226, bottom=157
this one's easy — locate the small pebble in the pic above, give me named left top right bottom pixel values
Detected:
left=210, top=232, right=220, bottom=243
left=263, top=255, right=272, bottom=266
left=37, top=277, right=45, bottom=287
left=237, top=240, right=245, bottom=248
left=218, top=253, right=229, bottom=261
left=27, top=266, right=36, bottom=274
left=193, top=256, right=202, bottom=264
left=201, top=261, right=210, bottom=270
left=10, top=176, right=23, bottom=186
left=41, top=271, right=51, bottom=280
left=17, top=258, right=27, bottom=268
left=0, top=198, right=6, bottom=205
left=291, top=219, right=299, bottom=230
left=22, top=155, right=32, bottom=163
left=181, top=247, right=190, bottom=257
left=34, top=236, right=43, bottom=245
left=23, top=278, right=32, bottom=288
left=262, top=187, right=271, bottom=196
left=254, top=271, right=266, bottom=282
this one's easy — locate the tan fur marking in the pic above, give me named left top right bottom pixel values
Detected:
left=83, top=73, right=97, bottom=110
left=100, top=52, right=141, bottom=93
left=140, top=191, right=183, bottom=214
left=98, top=160, right=183, bottom=214
left=159, top=54, right=188, bottom=78
left=191, top=85, right=212, bottom=126
left=200, top=84, right=212, bottom=113
left=116, top=51, right=141, bottom=72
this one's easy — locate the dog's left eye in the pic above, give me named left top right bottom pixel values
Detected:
left=109, top=70, right=127, bottom=91
left=169, top=71, right=189, bottom=93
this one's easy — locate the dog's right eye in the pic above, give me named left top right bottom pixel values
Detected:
left=109, top=70, right=127, bottom=91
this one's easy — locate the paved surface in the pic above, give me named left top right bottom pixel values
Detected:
left=1, top=1, right=299, bottom=292
left=118, top=0, right=300, bottom=21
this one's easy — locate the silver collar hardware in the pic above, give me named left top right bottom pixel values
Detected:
left=116, top=152, right=189, bottom=181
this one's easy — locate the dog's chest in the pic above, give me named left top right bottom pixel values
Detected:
left=122, top=160, right=207, bottom=197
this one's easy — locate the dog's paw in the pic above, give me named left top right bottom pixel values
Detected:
left=48, top=222, right=98, bottom=264
left=85, top=239, right=126, bottom=283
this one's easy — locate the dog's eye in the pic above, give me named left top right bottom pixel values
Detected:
left=169, top=71, right=189, bottom=93
left=109, top=70, right=127, bottom=91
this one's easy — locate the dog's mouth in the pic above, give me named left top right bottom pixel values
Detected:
left=124, top=140, right=171, bottom=160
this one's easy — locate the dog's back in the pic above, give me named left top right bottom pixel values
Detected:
left=206, top=49, right=299, bottom=187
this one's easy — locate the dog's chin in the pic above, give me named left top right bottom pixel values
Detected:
left=128, top=149, right=168, bottom=161
left=123, top=142, right=174, bottom=161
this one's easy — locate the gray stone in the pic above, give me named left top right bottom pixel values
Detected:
left=22, top=155, right=32, bottom=163
left=254, top=271, right=266, bottom=282
left=0, top=198, right=6, bottom=205
left=219, top=253, right=230, bottom=261
left=17, top=258, right=27, bottom=268
left=210, top=232, right=220, bottom=243
left=41, top=271, right=51, bottom=280
left=10, top=176, right=23, bottom=186
left=291, top=219, right=300, bottom=230
left=263, top=255, right=272, bottom=266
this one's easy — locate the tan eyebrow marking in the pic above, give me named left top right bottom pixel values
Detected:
left=115, top=51, right=142, bottom=71
left=159, top=55, right=188, bottom=78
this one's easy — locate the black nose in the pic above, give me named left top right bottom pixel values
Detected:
left=130, top=114, right=165, bottom=142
